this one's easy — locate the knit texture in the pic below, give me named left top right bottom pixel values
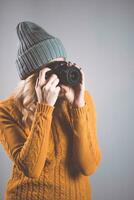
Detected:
left=15, top=21, right=67, bottom=80
left=0, top=90, right=102, bottom=200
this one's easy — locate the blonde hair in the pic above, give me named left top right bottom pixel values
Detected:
left=9, top=70, right=40, bottom=129
left=9, top=57, right=65, bottom=129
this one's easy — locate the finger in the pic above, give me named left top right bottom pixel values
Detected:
left=35, top=77, right=39, bottom=88
left=60, top=84, right=70, bottom=93
left=38, top=67, right=51, bottom=87
left=73, top=63, right=85, bottom=84
left=50, top=77, right=60, bottom=90
left=41, top=67, right=51, bottom=80
left=55, top=86, right=61, bottom=93
left=45, top=74, right=59, bottom=88
left=78, top=68, right=85, bottom=85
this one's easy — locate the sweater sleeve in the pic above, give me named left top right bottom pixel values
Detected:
left=68, top=90, right=102, bottom=175
left=0, top=102, right=54, bottom=178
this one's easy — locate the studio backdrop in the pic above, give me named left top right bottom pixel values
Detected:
left=0, top=0, right=134, bottom=200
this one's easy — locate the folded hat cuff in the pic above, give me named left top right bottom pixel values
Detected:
left=16, top=37, right=67, bottom=80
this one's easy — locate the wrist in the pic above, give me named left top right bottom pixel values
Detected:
left=72, top=100, right=85, bottom=108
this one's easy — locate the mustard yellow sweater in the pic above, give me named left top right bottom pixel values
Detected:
left=0, top=89, right=102, bottom=200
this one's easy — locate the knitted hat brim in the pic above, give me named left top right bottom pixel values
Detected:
left=16, top=37, right=67, bottom=80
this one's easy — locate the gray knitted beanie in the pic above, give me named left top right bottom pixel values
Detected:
left=15, top=21, right=67, bottom=80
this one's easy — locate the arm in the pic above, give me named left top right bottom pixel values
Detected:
left=0, top=102, right=54, bottom=178
left=69, top=90, right=102, bottom=176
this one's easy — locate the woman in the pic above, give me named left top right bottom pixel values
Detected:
left=0, top=21, right=102, bottom=200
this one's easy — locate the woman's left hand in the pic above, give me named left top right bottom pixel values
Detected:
left=60, top=61, right=86, bottom=107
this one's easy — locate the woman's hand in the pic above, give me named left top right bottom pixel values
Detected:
left=60, top=61, right=85, bottom=107
left=35, top=67, right=61, bottom=106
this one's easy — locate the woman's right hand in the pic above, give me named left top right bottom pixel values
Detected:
left=35, top=67, right=61, bottom=106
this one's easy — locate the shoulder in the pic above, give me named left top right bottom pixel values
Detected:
left=0, top=95, right=22, bottom=121
left=84, top=89, right=95, bottom=104
left=84, top=89, right=96, bottom=114
left=0, top=96, right=15, bottom=111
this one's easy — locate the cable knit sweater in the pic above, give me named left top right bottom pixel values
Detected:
left=0, top=89, right=102, bottom=200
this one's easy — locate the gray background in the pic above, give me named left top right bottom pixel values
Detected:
left=0, top=0, right=134, bottom=199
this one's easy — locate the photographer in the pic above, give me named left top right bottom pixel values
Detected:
left=0, top=21, right=102, bottom=200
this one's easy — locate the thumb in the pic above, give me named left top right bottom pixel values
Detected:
left=60, top=84, right=69, bottom=92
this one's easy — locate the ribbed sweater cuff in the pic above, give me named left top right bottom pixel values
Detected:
left=36, top=102, right=54, bottom=116
left=69, top=102, right=88, bottom=119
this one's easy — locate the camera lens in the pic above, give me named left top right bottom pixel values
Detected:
left=70, top=71, right=79, bottom=80
left=67, top=67, right=81, bottom=86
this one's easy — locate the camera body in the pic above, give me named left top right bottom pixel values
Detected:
left=45, top=61, right=82, bottom=87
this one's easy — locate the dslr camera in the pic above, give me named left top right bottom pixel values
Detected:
left=44, top=61, right=82, bottom=87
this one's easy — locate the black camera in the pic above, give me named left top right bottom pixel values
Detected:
left=44, top=61, right=82, bottom=87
